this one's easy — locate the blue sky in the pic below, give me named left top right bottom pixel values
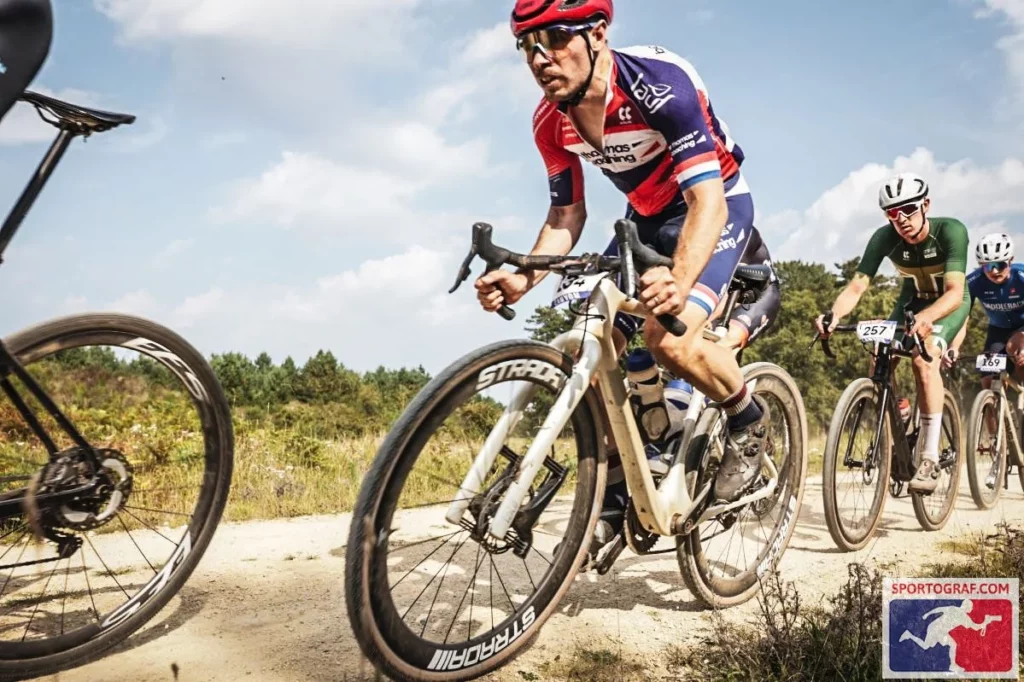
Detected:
left=0, top=0, right=1022, bottom=374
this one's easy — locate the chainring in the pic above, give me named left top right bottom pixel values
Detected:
left=623, top=498, right=659, bottom=554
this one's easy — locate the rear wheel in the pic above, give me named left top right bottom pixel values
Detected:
left=676, top=362, right=807, bottom=608
left=0, top=313, right=233, bottom=681
left=912, top=389, right=963, bottom=531
left=345, top=340, right=604, bottom=681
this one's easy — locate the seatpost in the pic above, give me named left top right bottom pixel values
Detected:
left=0, top=129, right=76, bottom=265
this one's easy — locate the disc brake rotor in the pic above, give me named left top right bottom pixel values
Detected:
left=54, top=449, right=133, bottom=531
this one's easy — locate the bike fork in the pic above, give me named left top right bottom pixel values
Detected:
left=444, top=331, right=601, bottom=542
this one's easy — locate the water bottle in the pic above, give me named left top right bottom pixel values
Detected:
left=663, top=379, right=693, bottom=442
left=898, top=397, right=911, bottom=427
left=625, top=349, right=669, bottom=444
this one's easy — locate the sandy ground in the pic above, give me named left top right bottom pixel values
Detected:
left=30, top=473, right=1024, bottom=682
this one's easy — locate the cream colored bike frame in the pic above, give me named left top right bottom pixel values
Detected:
left=444, top=275, right=778, bottom=540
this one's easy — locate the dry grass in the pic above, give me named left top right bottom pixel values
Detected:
left=667, top=524, right=1024, bottom=682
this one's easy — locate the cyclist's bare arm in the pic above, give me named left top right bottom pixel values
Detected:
left=515, top=200, right=588, bottom=290
left=818, top=273, right=869, bottom=334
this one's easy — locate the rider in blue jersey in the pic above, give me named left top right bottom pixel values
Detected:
left=948, top=233, right=1024, bottom=384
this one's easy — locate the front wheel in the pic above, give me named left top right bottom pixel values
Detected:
left=911, top=389, right=963, bottom=531
left=965, top=389, right=1005, bottom=510
left=822, top=378, right=892, bottom=552
left=676, top=362, right=808, bottom=609
left=345, top=340, right=605, bottom=682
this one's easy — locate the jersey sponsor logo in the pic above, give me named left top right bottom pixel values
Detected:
left=670, top=129, right=706, bottom=155
left=981, top=301, right=1024, bottom=312
left=629, top=72, right=676, bottom=114
left=882, top=578, right=1018, bottom=678
left=924, top=246, right=938, bottom=258
left=714, top=227, right=745, bottom=254
left=427, top=606, right=537, bottom=671
left=618, top=105, right=633, bottom=123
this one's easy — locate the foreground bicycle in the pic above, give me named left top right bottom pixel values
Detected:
left=962, top=352, right=1024, bottom=508
left=812, top=312, right=963, bottom=552
left=346, top=219, right=807, bottom=682
left=0, top=92, right=233, bottom=681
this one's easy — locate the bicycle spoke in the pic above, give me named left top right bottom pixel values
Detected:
left=417, top=533, right=471, bottom=636
left=60, top=554, right=71, bottom=635
left=22, top=548, right=64, bottom=642
left=80, top=548, right=98, bottom=622
left=116, top=512, right=157, bottom=574
left=121, top=508, right=179, bottom=546
left=122, top=504, right=192, bottom=519
left=391, top=530, right=463, bottom=591
left=84, top=535, right=129, bottom=600
left=444, top=542, right=484, bottom=644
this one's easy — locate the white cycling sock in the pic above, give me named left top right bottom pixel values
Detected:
left=919, top=413, right=942, bottom=463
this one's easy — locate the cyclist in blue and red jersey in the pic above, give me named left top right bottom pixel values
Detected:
left=948, top=233, right=1024, bottom=385
left=473, top=0, right=774, bottom=549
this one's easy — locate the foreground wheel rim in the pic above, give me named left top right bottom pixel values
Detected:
left=0, top=329, right=227, bottom=658
left=357, top=347, right=600, bottom=674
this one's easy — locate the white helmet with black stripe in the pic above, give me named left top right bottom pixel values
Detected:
left=976, top=232, right=1014, bottom=264
left=878, top=172, right=929, bottom=209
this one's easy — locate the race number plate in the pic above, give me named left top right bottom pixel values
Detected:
left=551, top=272, right=606, bottom=308
left=856, top=319, right=898, bottom=344
left=976, top=354, right=1008, bottom=373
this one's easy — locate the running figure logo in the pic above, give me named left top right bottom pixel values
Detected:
left=898, top=599, right=1001, bottom=673
left=883, top=578, right=1019, bottom=679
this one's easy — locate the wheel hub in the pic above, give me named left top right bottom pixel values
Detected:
left=53, top=448, right=133, bottom=531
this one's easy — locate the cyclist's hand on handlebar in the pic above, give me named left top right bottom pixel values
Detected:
left=814, top=313, right=836, bottom=338
left=474, top=270, right=529, bottom=313
left=941, top=347, right=959, bottom=370
left=908, top=312, right=934, bottom=340
left=638, top=266, right=686, bottom=317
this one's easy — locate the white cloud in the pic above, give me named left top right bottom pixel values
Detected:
left=977, top=0, right=1024, bottom=101
left=209, top=149, right=527, bottom=240
left=173, top=287, right=225, bottom=328
left=155, top=238, right=195, bottom=263
left=108, top=289, right=158, bottom=316
left=94, top=0, right=418, bottom=52
left=0, top=87, right=99, bottom=146
left=209, top=151, right=422, bottom=229
left=111, top=115, right=169, bottom=153
left=454, top=23, right=510, bottom=68
left=416, top=22, right=537, bottom=129
left=760, top=147, right=1024, bottom=267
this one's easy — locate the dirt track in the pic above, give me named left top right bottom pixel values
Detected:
left=34, top=474, right=1024, bottom=682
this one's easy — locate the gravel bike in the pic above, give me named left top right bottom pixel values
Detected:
left=0, top=91, right=234, bottom=681
left=345, top=219, right=807, bottom=682
left=812, top=311, right=963, bottom=552
left=962, top=351, right=1024, bottom=508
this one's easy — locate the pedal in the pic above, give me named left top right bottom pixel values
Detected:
left=594, top=534, right=626, bottom=575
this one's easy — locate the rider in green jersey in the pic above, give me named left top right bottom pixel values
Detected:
left=814, top=172, right=971, bottom=494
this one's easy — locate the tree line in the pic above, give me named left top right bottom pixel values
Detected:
left=50, top=256, right=993, bottom=435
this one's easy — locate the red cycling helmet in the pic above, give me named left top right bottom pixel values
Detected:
left=510, top=0, right=613, bottom=37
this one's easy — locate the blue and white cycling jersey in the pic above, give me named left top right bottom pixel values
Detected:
left=967, top=263, right=1024, bottom=330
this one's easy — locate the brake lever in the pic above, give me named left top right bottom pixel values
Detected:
left=903, top=311, right=933, bottom=363
left=448, top=223, right=516, bottom=321
left=810, top=311, right=837, bottom=359
left=448, top=245, right=478, bottom=294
